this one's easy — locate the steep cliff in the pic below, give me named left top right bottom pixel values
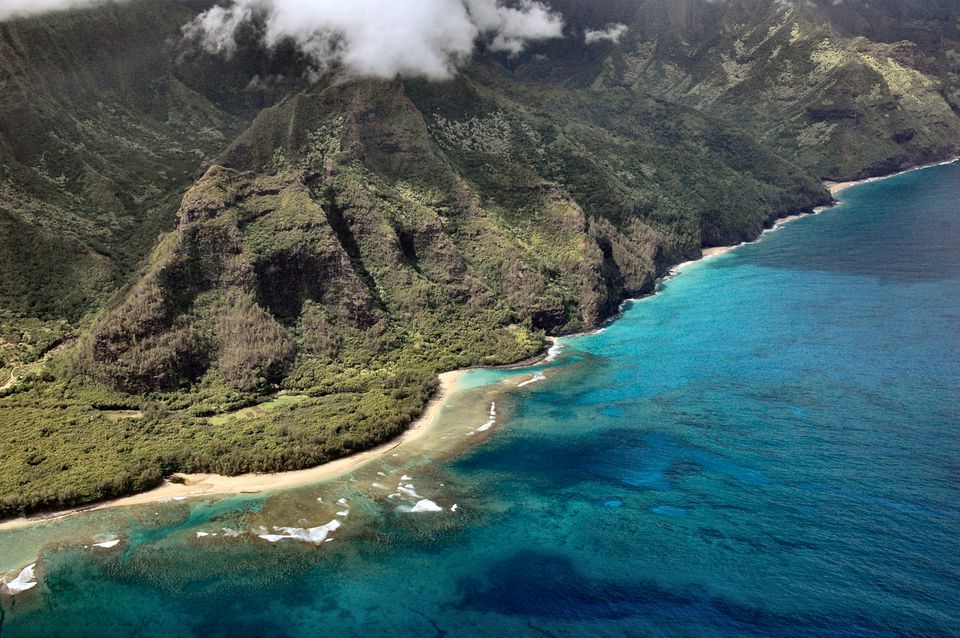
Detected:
left=582, top=0, right=960, bottom=178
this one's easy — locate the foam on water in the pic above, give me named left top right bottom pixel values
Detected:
left=517, top=373, right=546, bottom=388
left=408, top=500, right=444, bottom=513
left=257, top=519, right=342, bottom=544
left=397, top=484, right=422, bottom=499
left=475, top=420, right=494, bottom=433
left=3, top=564, right=37, bottom=594
left=544, top=342, right=563, bottom=362
left=467, top=402, right=498, bottom=435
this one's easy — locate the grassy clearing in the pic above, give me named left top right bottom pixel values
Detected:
left=208, top=395, right=310, bottom=426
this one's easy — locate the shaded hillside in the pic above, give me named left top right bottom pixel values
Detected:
left=582, top=0, right=960, bottom=178
left=0, top=0, right=245, bottom=328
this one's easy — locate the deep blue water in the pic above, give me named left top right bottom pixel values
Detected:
left=2, top=162, right=959, bottom=637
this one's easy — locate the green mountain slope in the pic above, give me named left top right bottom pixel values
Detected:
left=0, top=1, right=247, bottom=324
left=585, top=0, right=960, bottom=178
left=0, top=0, right=956, bottom=517
left=91, top=71, right=828, bottom=394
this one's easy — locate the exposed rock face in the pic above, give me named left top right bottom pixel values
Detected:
left=92, top=168, right=363, bottom=392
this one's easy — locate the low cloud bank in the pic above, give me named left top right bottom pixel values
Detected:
left=0, top=0, right=113, bottom=20
left=183, top=0, right=565, bottom=80
left=584, top=23, right=629, bottom=45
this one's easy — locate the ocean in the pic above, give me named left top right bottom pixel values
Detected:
left=1, top=161, right=958, bottom=637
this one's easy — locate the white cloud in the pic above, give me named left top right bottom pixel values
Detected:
left=183, top=0, right=564, bottom=80
left=466, top=0, right=563, bottom=55
left=0, top=0, right=114, bottom=20
left=584, top=23, right=629, bottom=45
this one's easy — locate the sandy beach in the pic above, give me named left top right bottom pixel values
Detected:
left=670, top=246, right=733, bottom=273
left=826, top=180, right=859, bottom=194
left=826, top=157, right=958, bottom=195
left=701, top=246, right=736, bottom=258
left=0, top=370, right=465, bottom=531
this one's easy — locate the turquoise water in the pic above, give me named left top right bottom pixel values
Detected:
left=2, top=163, right=959, bottom=636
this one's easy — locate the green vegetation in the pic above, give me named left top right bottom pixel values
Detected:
left=0, top=312, right=71, bottom=371
left=208, top=395, right=308, bottom=427
left=590, top=0, right=960, bottom=179
left=0, top=1, right=249, bottom=324
left=0, top=0, right=957, bottom=518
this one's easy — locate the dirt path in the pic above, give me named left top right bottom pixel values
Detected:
left=0, top=340, right=73, bottom=392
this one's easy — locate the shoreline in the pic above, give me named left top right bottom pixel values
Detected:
left=0, top=335, right=562, bottom=532
left=671, top=213, right=805, bottom=274
left=673, top=157, right=959, bottom=274
left=825, top=157, right=959, bottom=195
left=0, top=371, right=465, bottom=532
left=3, top=156, right=956, bottom=533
